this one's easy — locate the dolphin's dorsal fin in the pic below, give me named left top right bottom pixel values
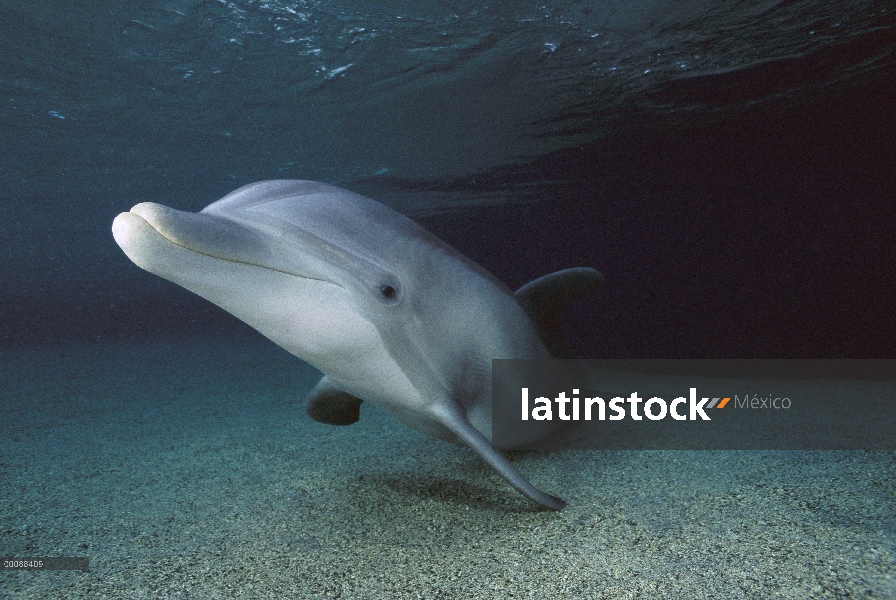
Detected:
left=514, top=268, right=605, bottom=358
left=305, top=376, right=364, bottom=426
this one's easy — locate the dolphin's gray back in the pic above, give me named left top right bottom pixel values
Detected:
left=204, top=180, right=403, bottom=241
left=202, top=180, right=511, bottom=293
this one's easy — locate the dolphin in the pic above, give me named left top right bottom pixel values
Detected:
left=111, top=180, right=603, bottom=510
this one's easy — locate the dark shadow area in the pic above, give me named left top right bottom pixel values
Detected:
left=423, top=59, right=896, bottom=359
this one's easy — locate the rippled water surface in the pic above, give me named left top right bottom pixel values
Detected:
left=0, top=1, right=894, bottom=356
left=2, top=1, right=893, bottom=196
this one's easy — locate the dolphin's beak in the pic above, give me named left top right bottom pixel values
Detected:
left=112, top=209, right=170, bottom=273
left=114, top=203, right=272, bottom=269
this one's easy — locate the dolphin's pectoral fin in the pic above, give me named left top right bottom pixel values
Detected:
left=515, top=267, right=605, bottom=358
left=305, top=376, right=364, bottom=426
left=430, top=405, right=566, bottom=511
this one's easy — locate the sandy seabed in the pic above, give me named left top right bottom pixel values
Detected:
left=1, top=340, right=894, bottom=599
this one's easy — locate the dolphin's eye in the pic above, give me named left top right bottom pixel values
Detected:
left=376, top=277, right=400, bottom=303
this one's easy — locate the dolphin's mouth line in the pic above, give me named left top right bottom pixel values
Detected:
left=134, top=212, right=347, bottom=291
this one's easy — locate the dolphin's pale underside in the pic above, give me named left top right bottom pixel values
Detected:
left=112, top=180, right=604, bottom=510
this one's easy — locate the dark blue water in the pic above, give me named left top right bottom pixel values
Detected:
left=1, top=0, right=894, bottom=357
